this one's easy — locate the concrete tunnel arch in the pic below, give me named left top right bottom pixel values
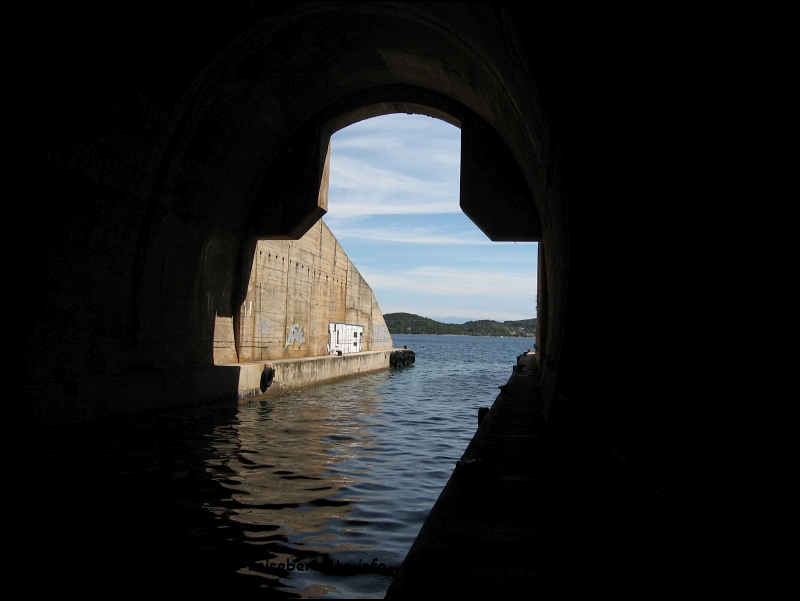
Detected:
left=127, top=4, right=566, bottom=417
left=17, top=5, right=726, bottom=586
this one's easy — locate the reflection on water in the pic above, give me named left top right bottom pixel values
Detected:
left=38, top=335, right=533, bottom=597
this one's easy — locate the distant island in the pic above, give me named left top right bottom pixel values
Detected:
left=384, top=313, right=536, bottom=337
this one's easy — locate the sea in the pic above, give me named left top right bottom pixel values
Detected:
left=38, top=334, right=535, bottom=597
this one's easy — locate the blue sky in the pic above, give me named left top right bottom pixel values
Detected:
left=325, top=114, right=537, bottom=324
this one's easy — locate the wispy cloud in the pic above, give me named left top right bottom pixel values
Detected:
left=329, top=158, right=459, bottom=217
left=359, top=266, right=537, bottom=298
left=323, top=223, right=494, bottom=245
left=329, top=113, right=461, bottom=218
left=327, top=114, right=537, bottom=322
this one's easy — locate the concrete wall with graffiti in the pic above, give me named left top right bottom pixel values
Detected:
left=220, top=220, right=393, bottom=363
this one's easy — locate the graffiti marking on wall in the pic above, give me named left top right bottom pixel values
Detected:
left=371, top=324, right=391, bottom=347
left=284, top=317, right=306, bottom=350
left=258, top=316, right=272, bottom=336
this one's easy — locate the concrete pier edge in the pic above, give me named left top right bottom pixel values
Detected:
left=26, top=348, right=411, bottom=429
left=384, top=351, right=711, bottom=597
left=235, top=348, right=405, bottom=401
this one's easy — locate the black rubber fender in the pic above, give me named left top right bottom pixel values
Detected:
left=390, top=349, right=415, bottom=368
left=260, top=366, right=275, bottom=392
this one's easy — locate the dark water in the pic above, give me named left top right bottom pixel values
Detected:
left=38, top=335, right=534, bottom=596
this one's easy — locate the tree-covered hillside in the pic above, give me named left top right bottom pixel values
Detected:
left=384, top=313, right=536, bottom=337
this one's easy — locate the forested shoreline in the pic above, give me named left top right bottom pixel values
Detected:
left=385, top=312, right=536, bottom=337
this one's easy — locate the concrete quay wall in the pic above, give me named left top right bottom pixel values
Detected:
left=32, top=350, right=398, bottom=428
left=236, top=348, right=395, bottom=401
left=28, top=220, right=395, bottom=428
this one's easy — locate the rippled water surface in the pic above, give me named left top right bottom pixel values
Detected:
left=40, top=335, right=534, bottom=597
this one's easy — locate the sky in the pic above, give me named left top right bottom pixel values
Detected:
left=325, top=113, right=537, bottom=324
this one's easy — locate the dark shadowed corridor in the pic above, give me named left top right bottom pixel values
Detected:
left=17, top=4, right=725, bottom=595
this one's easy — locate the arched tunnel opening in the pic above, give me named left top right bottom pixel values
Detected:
left=219, top=109, right=539, bottom=369
left=18, top=3, right=721, bottom=595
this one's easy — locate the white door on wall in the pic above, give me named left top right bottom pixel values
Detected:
left=327, top=323, right=364, bottom=354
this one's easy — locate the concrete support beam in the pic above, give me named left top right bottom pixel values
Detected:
left=247, top=127, right=330, bottom=239
left=460, top=110, right=542, bottom=241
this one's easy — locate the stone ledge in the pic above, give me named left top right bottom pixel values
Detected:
left=231, top=348, right=401, bottom=401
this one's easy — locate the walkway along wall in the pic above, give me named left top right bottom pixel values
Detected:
left=237, top=349, right=394, bottom=401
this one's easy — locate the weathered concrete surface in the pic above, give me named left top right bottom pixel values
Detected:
left=236, top=348, right=395, bottom=401
left=231, top=220, right=392, bottom=364
left=385, top=353, right=714, bottom=597
left=24, top=214, right=391, bottom=427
